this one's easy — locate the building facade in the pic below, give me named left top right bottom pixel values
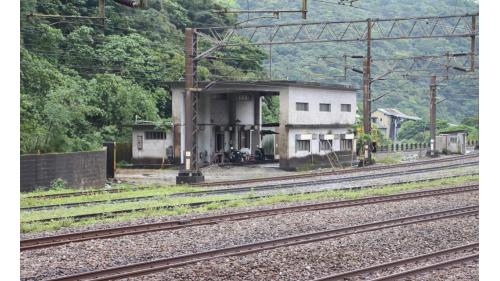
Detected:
left=131, top=121, right=174, bottom=164
left=436, top=129, right=467, bottom=155
left=169, top=80, right=357, bottom=170
left=372, top=108, right=420, bottom=142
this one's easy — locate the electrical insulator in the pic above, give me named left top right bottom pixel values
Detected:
left=302, top=0, right=308, bottom=19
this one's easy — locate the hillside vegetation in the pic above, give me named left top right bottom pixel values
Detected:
left=235, top=0, right=479, bottom=126
left=20, top=0, right=479, bottom=153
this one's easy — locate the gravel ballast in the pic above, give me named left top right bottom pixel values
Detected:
left=135, top=215, right=478, bottom=281
left=21, top=190, right=478, bottom=281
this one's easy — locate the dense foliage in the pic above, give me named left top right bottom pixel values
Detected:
left=20, top=0, right=479, bottom=153
left=20, top=0, right=266, bottom=153
left=235, top=0, right=479, bottom=126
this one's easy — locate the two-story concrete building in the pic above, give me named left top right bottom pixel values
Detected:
left=168, top=80, right=357, bottom=170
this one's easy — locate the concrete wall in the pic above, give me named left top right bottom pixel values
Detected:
left=287, top=128, right=350, bottom=157
left=286, top=87, right=356, bottom=125
left=173, top=90, right=261, bottom=165
left=372, top=110, right=392, bottom=139
left=436, top=132, right=467, bottom=154
left=172, top=88, right=184, bottom=163
left=132, top=129, right=173, bottom=163
left=20, top=149, right=107, bottom=192
left=279, top=86, right=357, bottom=169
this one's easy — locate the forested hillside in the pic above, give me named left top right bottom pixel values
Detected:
left=234, top=0, right=479, bottom=126
left=20, top=0, right=479, bottom=154
left=20, top=0, right=267, bottom=154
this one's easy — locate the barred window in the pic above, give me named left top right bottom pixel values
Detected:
left=145, top=131, right=166, bottom=140
left=320, top=140, right=333, bottom=151
left=296, top=102, right=309, bottom=111
left=341, top=104, right=351, bottom=112
left=340, top=139, right=352, bottom=151
left=296, top=140, right=310, bottom=152
left=319, top=103, right=331, bottom=112
left=137, top=136, right=143, bottom=150
left=450, top=136, right=457, bottom=143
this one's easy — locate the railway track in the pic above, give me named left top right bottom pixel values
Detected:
left=194, top=153, right=478, bottom=187
left=45, top=206, right=478, bottom=281
left=20, top=184, right=478, bottom=251
left=21, top=162, right=478, bottom=224
left=22, top=176, right=478, bottom=223
left=170, top=161, right=478, bottom=197
left=20, top=156, right=478, bottom=211
left=312, top=243, right=478, bottom=281
left=23, top=154, right=477, bottom=200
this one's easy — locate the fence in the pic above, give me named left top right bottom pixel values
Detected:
left=116, top=143, right=132, bottom=163
left=376, top=140, right=479, bottom=153
left=20, top=149, right=107, bottom=192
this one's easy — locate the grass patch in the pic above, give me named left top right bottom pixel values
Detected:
left=20, top=184, right=202, bottom=208
left=376, top=153, right=403, bottom=164
left=20, top=174, right=478, bottom=233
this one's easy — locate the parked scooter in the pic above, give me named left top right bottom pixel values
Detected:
left=224, top=147, right=245, bottom=163
left=255, top=146, right=266, bottom=161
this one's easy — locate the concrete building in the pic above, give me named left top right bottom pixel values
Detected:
left=131, top=121, right=174, bottom=164
left=168, top=80, right=357, bottom=170
left=372, top=108, right=420, bottom=142
left=436, top=129, right=467, bottom=155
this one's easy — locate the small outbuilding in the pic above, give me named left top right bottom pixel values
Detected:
left=372, top=108, right=421, bottom=142
left=131, top=121, right=174, bottom=164
left=435, top=129, right=468, bottom=155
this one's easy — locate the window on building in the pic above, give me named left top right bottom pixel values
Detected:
left=296, top=102, right=309, bottom=111
left=340, top=138, right=352, bottom=151
left=450, top=136, right=457, bottom=143
left=319, top=103, right=331, bottom=112
left=137, top=136, right=143, bottom=150
left=145, top=131, right=166, bottom=140
left=341, top=104, right=352, bottom=112
left=216, top=133, right=224, bottom=152
left=296, top=140, right=310, bottom=152
left=239, top=130, right=251, bottom=148
left=320, top=139, right=333, bottom=151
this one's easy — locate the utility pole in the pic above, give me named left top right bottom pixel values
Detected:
left=362, top=19, right=372, bottom=165
left=470, top=15, right=477, bottom=72
left=429, top=74, right=437, bottom=156
left=176, top=28, right=204, bottom=184
left=99, top=0, right=105, bottom=24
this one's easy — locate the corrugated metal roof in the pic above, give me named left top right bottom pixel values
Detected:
left=376, top=108, right=421, bottom=121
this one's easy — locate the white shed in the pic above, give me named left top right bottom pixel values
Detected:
left=131, top=121, right=173, bottom=164
left=436, top=129, right=468, bottom=155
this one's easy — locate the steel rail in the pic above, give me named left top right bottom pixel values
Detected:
left=192, top=154, right=478, bottom=187
left=371, top=254, right=478, bottom=281
left=170, top=161, right=479, bottom=197
left=20, top=175, right=478, bottom=223
left=21, top=155, right=478, bottom=211
left=46, top=206, right=478, bottom=281
left=20, top=184, right=478, bottom=251
left=20, top=175, right=479, bottom=224
left=22, top=154, right=477, bottom=200
left=312, top=243, right=478, bottom=281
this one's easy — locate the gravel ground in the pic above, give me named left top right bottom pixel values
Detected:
left=411, top=260, right=478, bottom=280
left=133, top=215, right=478, bottom=281
left=20, top=180, right=478, bottom=240
left=200, top=156, right=479, bottom=190
left=115, top=153, right=477, bottom=185
left=20, top=190, right=478, bottom=280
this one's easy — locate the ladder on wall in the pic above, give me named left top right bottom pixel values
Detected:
left=325, top=141, right=344, bottom=170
